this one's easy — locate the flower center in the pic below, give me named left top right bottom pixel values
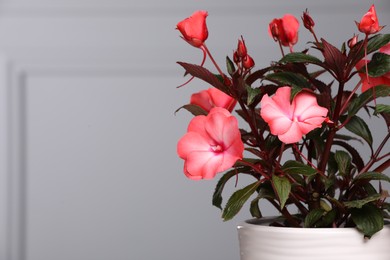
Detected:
left=211, top=144, right=223, bottom=153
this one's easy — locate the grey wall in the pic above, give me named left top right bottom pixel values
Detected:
left=0, top=1, right=388, bottom=260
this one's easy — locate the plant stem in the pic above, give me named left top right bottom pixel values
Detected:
left=374, top=158, right=390, bottom=173
left=338, top=79, right=362, bottom=122
left=359, top=131, right=390, bottom=174
left=177, top=47, right=207, bottom=88
left=267, top=198, right=301, bottom=227
left=202, top=44, right=226, bottom=81
left=319, top=82, right=345, bottom=173
left=278, top=41, right=285, bottom=57
left=237, top=100, right=265, bottom=151
left=277, top=143, right=285, bottom=165
left=238, top=160, right=270, bottom=180
left=310, top=29, right=319, bottom=44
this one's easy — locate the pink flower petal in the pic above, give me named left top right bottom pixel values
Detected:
left=293, top=92, right=319, bottom=116
left=278, top=122, right=303, bottom=144
left=269, top=87, right=293, bottom=116
left=265, top=115, right=293, bottom=135
left=185, top=151, right=222, bottom=179
left=190, top=90, right=213, bottom=112
left=208, top=88, right=237, bottom=112
left=297, top=121, right=321, bottom=135
left=281, top=14, right=299, bottom=45
left=260, top=86, right=327, bottom=144
left=204, top=107, right=235, bottom=145
left=177, top=132, right=210, bottom=159
left=219, top=139, right=244, bottom=171
left=187, top=115, right=209, bottom=139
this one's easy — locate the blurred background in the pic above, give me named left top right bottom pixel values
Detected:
left=0, top=0, right=388, bottom=259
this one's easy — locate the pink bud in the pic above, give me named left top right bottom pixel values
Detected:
left=177, top=10, right=209, bottom=48
left=356, top=5, right=383, bottom=35
left=348, top=35, right=358, bottom=48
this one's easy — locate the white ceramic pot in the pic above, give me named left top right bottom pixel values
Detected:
left=237, top=217, right=390, bottom=260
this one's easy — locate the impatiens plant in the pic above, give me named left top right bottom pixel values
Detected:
left=175, top=6, right=390, bottom=237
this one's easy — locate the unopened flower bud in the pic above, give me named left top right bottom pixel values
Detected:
left=356, top=4, right=383, bottom=35
left=243, top=54, right=255, bottom=69
left=269, top=21, right=280, bottom=42
left=347, top=34, right=358, bottom=49
left=302, top=9, right=315, bottom=30
left=236, top=39, right=247, bottom=58
left=233, top=51, right=240, bottom=63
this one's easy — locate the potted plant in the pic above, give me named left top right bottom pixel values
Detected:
left=175, top=5, right=390, bottom=260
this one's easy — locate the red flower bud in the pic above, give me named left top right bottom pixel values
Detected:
left=269, top=19, right=281, bottom=42
left=268, top=14, right=299, bottom=47
left=236, top=39, right=247, bottom=58
left=243, top=54, right=255, bottom=69
left=356, top=4, right=383, bottom=35
left=233, top=51, right=240, bottom=64
left=177, top=10, right=209, bottom=48
left=302, top=9, right=315, bottom=30
left=347, top=34, right=358, bottom=49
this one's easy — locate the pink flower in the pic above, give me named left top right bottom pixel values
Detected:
left=176, top=10, right=209, bottom=48
left=268, top=14, right=300, bottom=47
left=260, top=87, right=328, bottom=144
left=177, top=107, right=244, bottom=180
left=190, top=88, right=237, bottom=113
left=356, top=4, right=383, bottom=35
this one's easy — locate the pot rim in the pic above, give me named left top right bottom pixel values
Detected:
left=237, top=216, right=390, bottom=235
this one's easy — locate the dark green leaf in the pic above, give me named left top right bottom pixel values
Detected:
left=249, top=182, right=277, bottom=218
left=334, top=134, right=363, bottom=144
left=348, top=34, right=390, bottom=69
left=304, top=208, right=325, bottom=228
left=245, top=67, right=271, bottom=85
left=317, top=209, right=337, bottom=227
left=354, top=172, right=390, bottom=183
left=334, top=150, right=351, bottom=176
left=265, top=71, right=310, bottom=89
left=350, top=204, right=384, bottom=238
left=348, top=85, right=390, bottom=116
left=344, top=194, right=381, bottom=208
left=175, top=104, right=207, bottom=116
left=341, top=42, right=347, bottom=55
left=333, top=140, right=365, bottom=171
left=272, top=175, right=291, bottom=209
left=363, top=183, right=379, bottom=196
left=366, top=34, right=390, bottom=55
left=212, top=169, right=240, bottom=210
left=375, top=104, right=390, bottom=114
left=367, top=53, right=390, bottom=77
left=290, top=87, right=302, bottom=100
left=342, top=115, right=373, bottom=146
left=226, top=56, right=235, bottom=76
left=279, top=52, right=323, bottom=65
left=246, top=85, right=261, bottom=106
left=327, top=152, right=338, bottom=176
left=281, top=160, right=317, bottom=176
left=222, top=181, right=260, bottom=221
left=249, top=196, right=262, bottom=218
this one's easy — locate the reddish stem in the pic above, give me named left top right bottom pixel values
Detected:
left=177, top=46, right=207, bottom=88
left=202, top=44, right=226, bottom=81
